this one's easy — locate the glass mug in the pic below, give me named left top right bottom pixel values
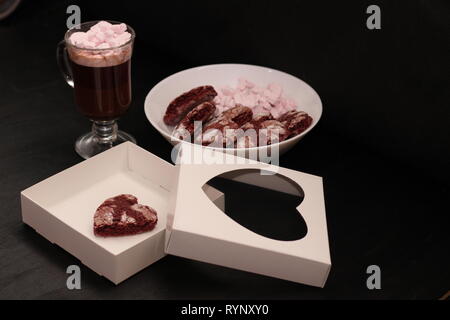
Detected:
left=57, top=21, right=136, bottom=159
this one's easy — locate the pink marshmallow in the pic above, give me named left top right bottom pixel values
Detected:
left=83, top=41, right=96, bottom=49
left=111, top=23, right=127, bottom=34
left=117, top=32, right=131, bottom=44
left=104, top=29, right=115, bottom=39
left=268, top=83, right=282, bottom=97
left=69, top=32, right=87, bottom=46
left=95, top=32, right=105, bottom=42
left=96, top=43, right=110, bottom=49
left=69, top=21, right=132, bottom=50
left=237, top=78, right=254, bottom=90
left=221, top=86, right=234, bottom=96
left=106, top=39, right=117, bottom=47
left=97, top=21, right=112, bottom=32
left=90, top=25, right=101, bottom=33
left=214, top=78, right=298, bottom=118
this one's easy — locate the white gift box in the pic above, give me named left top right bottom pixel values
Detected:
left=20, top=142, right=224, bottom=284
left=21, top=142, right=331, bottom=287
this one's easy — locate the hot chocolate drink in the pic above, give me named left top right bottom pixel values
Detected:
left=69, top=59, right=131, bottom=120
left=66, top=21, right=133, bottom=120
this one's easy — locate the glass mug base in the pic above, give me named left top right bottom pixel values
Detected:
left=75, top=121, right=136, bottom=159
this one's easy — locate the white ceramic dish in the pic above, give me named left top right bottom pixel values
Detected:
left=144, top=64, right=322, bottom=157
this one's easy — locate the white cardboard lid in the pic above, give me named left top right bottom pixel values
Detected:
left=165, top=144, right=331, bottom=287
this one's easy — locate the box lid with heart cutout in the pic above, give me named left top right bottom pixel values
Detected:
left=20, top=142, right=330, bottom=287
left=166, top=144, right=331, bottom=287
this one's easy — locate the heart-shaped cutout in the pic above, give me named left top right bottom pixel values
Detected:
left=203, top=169, right=307, bottom=241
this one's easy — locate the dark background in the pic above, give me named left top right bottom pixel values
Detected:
left=0, top=0, right=448, bottom=299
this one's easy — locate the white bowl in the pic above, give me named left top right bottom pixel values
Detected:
left=144, top=64, right=322, bottom=157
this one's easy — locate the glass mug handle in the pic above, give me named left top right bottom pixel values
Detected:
left=56, top=40, right=74, bottom=88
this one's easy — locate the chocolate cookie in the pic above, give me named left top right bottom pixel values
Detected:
left=173, top=101, right=216, bottom=140
left=278, top=110, right=313, bottom=136
left=251, top=113, right=274, bottom=126
left=220, top=105, right=253, bottom=126
left=258, top=120, right=291, bottom=145
left=236, top=119, right=262, bottom=148
left=201, top=118, right=240, bottom=147
left=163, top=85, right=217, bottom=126
left=93, top=194, right=158, bottom=237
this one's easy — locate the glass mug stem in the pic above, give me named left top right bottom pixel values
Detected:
left=92, top=120, right=118, bottom=145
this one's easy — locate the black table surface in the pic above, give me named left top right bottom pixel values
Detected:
left=0, top=1, right=448, bottom=300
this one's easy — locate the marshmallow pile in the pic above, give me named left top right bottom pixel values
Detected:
left=214, top=78, right=297, bottom=118
left=69, top=21, right=131, bottom=49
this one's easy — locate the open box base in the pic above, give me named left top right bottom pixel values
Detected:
left=21, top=142, right=224, bottom=284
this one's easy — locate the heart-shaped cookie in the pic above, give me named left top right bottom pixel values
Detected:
left=93, top=194, right=158, bottom=237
